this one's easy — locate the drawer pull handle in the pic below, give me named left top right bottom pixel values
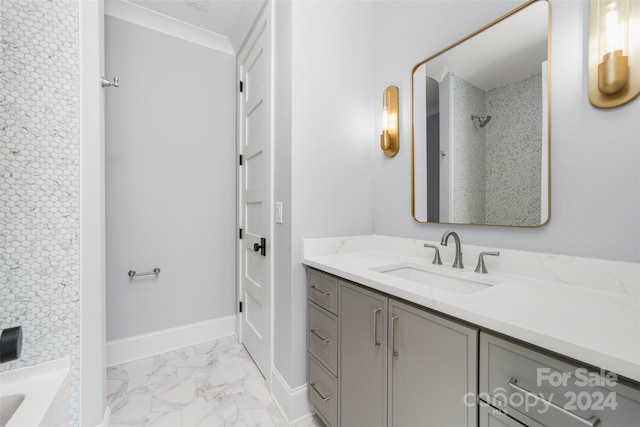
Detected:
left=508, top=378, right=600, bottom=427
left=310, top=381, right=331, bottom=402
left=373, top=308, right=382, bottom=346
left=391, top=315, right=399, bottom=357
left=310, top=328, right=330, bottom=343
left=310, top=285, right=331, bottom=296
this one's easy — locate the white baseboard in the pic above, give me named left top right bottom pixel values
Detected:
left=271, top=367, right=315, bottom=425
left=107, top=315, right=236, bottom=367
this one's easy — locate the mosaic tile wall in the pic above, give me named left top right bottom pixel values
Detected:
left=0, top=0, right=80, bottom=424
left=450, top=73, right=486, bottom=224
left=485, top=73, right=542, bottom=226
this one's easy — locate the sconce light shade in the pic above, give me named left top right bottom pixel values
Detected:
left=381, top=86, right=399, bottom=157
left=589, top=0, right=640, bottom=108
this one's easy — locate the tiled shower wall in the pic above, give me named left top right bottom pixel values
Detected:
left=485, top=73, right=542, bottom=226
left=447, top=72, right=542, bottom=226
left=0, top=0, right=80, bottom=423
left=450, top=73, right=486, bottom=223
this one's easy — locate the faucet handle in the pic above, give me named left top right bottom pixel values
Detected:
left=423, top=243, right=443, bottom=265
left=475, top=251, right=500, bottom=274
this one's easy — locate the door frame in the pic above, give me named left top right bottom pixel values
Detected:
left=79, top=0, right=107, bottom=424
left=236, top=0, right=274, bottom=387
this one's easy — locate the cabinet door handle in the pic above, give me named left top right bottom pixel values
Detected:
left=508, top=378, right=600, bottom=427
left=310, top=381, right=331, bottom=402
left=391, top=315, right=399, bottom=357
left=310, top=328, right=330, bottom=343
left=373, top=307, right=382, bottom=346
left=310, top=285, right=331, bottom=296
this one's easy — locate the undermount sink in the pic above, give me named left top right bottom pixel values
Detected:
left=371, top=262, right=502, bottom=295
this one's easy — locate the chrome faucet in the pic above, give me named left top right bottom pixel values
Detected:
left=440, top=230, right=464, bottom=269
left=475, top=251, right=500, bottom=274
left=423, top=243, right=442, bottom=265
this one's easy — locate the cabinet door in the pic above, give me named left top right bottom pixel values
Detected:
left=389, top=299, right=478, bottom=427
left=339, top=281, right=388, bottom=427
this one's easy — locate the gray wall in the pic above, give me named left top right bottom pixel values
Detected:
left=273, top=0, right=375, bottom=387
left=105, top=16, right=236, bottom=340
left=372, top=0, right=640, bottom=262
left=0, top=0, right=80, bottom=423
left=274, top=0, right=294, bottom=379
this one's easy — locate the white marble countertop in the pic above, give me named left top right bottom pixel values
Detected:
left=302, top=236, right=640, bottom=384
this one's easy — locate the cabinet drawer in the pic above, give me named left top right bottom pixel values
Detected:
left=308, top=269, right=338, bottom=314
left=308, top=302, right=338, bottom=375
left=309, top=354, right=338, bottom=427
left=480, top=332, right=640, bottom=427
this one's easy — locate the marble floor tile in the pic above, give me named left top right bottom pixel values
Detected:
left=107, top=336, right=326, bottom=427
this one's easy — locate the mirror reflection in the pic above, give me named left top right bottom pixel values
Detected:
left=412, top=0, right=550, bottom=227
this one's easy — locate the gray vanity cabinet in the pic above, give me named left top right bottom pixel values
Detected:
left=337, top=279, right=478, bottom=427
left=480, top=332, right=640, bottom=427
left=388, top=299, right=478, bottom=427
left=307, top=268, right=640, bottom=427
left=307, top=269, right=340, bottom=427
left=339, top=280, right=388, bottom=427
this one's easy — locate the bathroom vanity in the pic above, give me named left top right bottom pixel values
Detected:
left=303, top=235, right=640, bottom=427
left=308, top=269, right=477, bottom=427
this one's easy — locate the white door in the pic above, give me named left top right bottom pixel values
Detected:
left=237, top=7, right=272, bottom=380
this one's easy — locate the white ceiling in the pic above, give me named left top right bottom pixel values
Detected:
left=423, top=1, right=549, bottom=91
left=127, top=0, right=245, bottom=38
left=110, top=0, right=265, bottom=54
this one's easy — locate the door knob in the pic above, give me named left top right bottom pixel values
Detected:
left=253, top=237, right=266, bottom=256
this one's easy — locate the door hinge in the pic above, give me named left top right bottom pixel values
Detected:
left=239, top=228, right=243, bottom=239
left=239, top=154, right=243, bottom=166
left=239, top=301, right=243, bottom=313
left=239, top=81, right=244, bottom=92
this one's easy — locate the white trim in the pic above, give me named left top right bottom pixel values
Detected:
left=270, top=367, right=314, bottom=426
left=107, top=316, right=236, bottom=367
left=104, top=0, right=234, bottom=55
left=268, top=0, right=276, bottom=397
left=100, top=406, right=111, bottom=427
left=79, top=0, right=107, bottom=425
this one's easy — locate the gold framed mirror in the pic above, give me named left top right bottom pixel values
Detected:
left=411, top=0, right=551, bottom=227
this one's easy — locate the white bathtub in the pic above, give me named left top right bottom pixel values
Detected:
left=0, top=358, right=70, bottom=427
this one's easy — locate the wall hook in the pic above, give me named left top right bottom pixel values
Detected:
left=100, top=76, right=119, bottom=88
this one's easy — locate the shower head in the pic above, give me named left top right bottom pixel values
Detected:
left=471, top=115, right=492, bottom=128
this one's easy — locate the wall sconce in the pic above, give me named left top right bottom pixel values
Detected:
left=381, top=86, right=399, bottom=157
left=589, top=0, right=639, bottom=108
